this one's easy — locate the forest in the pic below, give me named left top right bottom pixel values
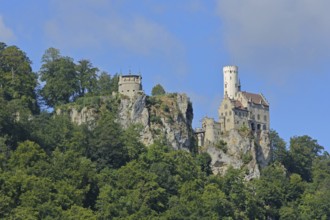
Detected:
left=0, top=42, right=329, bottom=219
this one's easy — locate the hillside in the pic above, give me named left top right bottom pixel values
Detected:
left=0, top=43, right=329, bottom=219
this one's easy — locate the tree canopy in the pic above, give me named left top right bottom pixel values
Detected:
left=151, top=84, right=166, bottom=96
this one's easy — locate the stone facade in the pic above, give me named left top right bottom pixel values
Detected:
left=118, top=75, right=142, bottom=97
left=218, top=91, right=269, bottom=132
left=202, top=117, right=221, bottom=145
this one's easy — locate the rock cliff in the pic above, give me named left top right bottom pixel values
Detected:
left=118, top=93, right=194, bottom=151
left=57, top=93, right=195, bottom=151
left=204, top=129, right=271, bottom=179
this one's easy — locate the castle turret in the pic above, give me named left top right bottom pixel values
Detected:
left=118, top=75, right=142, bottom=97
left=223, top=66, right=240, bottom=99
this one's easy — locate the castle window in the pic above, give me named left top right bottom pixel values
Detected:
left=229, top=111, right=232, bottom=116
left=257, top=114, right=260, bottom=120
left=263, top=125, right=267, bottom=130
left=257, top=124, right=261, bottom=130
left=264, top=115, right=267, bottom=121
left=224, top=104, right=228, bottom=109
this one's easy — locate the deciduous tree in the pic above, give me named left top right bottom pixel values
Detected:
left=151, top=84, right=166, bottom=96
left=39, top=48, right=78, bottom=107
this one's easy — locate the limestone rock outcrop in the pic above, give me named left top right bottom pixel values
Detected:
left=56, top=107, right=99, bottom=127
left=58, top=93, right=194, bottom=151
left=204, top=129, right=271, bottom=179
left=118, top=93, right=194, bottom=150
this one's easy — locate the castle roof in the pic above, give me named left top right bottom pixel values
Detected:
left=233, top=100, right=247, bottom=111
left=241, top=91, right=269, bottom=107
left=121, top=74, right=141, bottom=78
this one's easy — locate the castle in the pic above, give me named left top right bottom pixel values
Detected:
left=197, top=66, right=270, bottom=146
left=118, top=74, right=143, bottom=97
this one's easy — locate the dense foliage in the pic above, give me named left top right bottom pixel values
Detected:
left=151, top=84, right=166, bottom=96
left=0, top=43, right=329, bottom=219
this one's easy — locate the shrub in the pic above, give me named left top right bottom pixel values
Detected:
left=150, top=115, right=162, bottom=125
left=161, top=104, right=170, bottom=113
left=215, top=140, right=228, bottom=153
left=151, top=84, right=166, bottom=96
left=242, top=152, right=253, bottom=164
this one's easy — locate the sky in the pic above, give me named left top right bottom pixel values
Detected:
left=0, top=0, right=329, bottom=152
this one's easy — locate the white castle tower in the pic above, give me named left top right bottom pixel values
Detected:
left=223, top=65, right=240, bottom=99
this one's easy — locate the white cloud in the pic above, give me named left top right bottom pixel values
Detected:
left=43, top=0, right=189, bottom=82
left=217, top=0, right=330, bottom=82
left=44, top=0, right=183, bottom=57
left=0, top=15, right=15, bottom=42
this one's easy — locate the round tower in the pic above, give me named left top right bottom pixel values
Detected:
left=223, top=65, right=240, bottom=99
left=118, top=75, right=142, bottom=97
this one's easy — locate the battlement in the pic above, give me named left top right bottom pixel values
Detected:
left=223, top=65, right=238, bottom=72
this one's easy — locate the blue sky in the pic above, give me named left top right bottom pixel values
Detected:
left=0, top=0, right=329, bottom=152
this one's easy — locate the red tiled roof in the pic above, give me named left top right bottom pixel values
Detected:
left=241, top=91, right=269, bottom=107
left=232, top=100, right=247, bottom=111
